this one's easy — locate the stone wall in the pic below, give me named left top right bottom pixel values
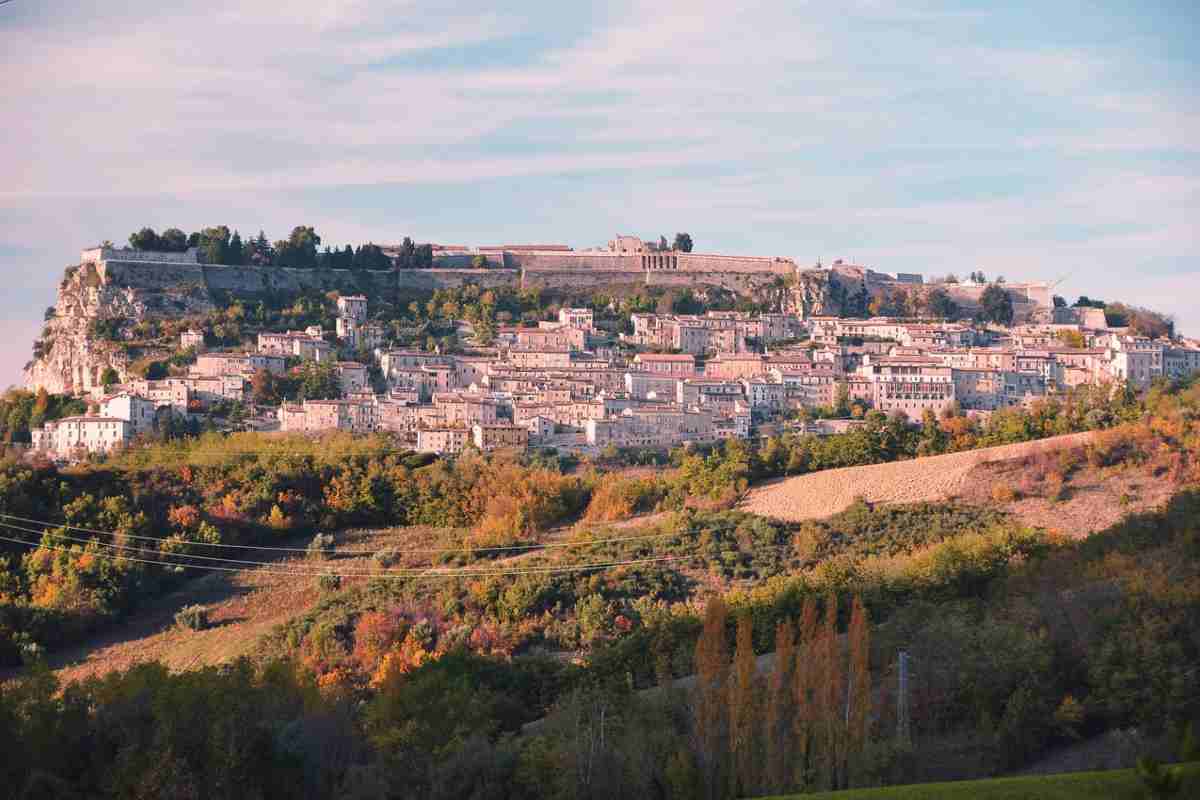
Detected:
left=397, top=269, right=519, bottom=290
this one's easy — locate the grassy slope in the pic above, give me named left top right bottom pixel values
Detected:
left=763, top=763, right=1200, bottom=800
left=42, top=451, right=1182, bottom=682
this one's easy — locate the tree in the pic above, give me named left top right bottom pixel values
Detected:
left=793, top=596, right=820, bottom=790
left=658, top=235, right=669, bottom=252
left=1056, top=329, right=1086, bottom=348
left=195, top=225, right=231, bottom=264
left=245, top=230, right=274, bottom=265
left=980, top=283, right=1014, bottom=325
left=846, top=597, right=871, bottom=776
left=100, top=367, right=119, bottom=388
left=128, top=227, right=160, bottom=250
left=275, top=226, right=321, bottom=268
left=694, top=597, right=730, bottom=800
left=296, top=360, right=341, bottom=401
left=926, top=288, right=957, bottom=319
left=673, top=232, right=694, bottom=253
left=395, top=237, right=417, bottom=269
left=729, top=613, right=760, bottom=797
left=818, top=593, right=842, bottom=790
left=766, top=619, right=796, bottom=793
left=160, top=228, right=188, bottom=252
left=250, top=368, right=278, bottom=405
left=353, top=243, right=393, bottom=271
left=1053, top=295, right=1067, bottom=308
left=227, top=230, right=245, bottom=265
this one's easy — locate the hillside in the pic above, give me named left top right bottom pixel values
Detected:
left=764, top=764, right=1200, bottom=800
left=741, top=431, right=1096, bottom=522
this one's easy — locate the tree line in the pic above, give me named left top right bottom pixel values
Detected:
left=127, top=226, right=436, bottom=270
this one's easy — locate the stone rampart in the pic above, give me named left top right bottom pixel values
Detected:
left=512, top=252, right=644, bottom=273
left=520, top=270, right=645, bottom=290
left=397, top=269, right=518, bottom=290
left=100, top=260, right=208, bottom=291
left=677, top=253, right=795, bottom=274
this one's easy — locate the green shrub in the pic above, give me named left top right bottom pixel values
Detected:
left=174, top=604, right=209, bottom=631
left=373, top=547, right=401, bottom=569
left=317, top=573, right=341, bottom=593
left=307, top=533, right=335, bottom=560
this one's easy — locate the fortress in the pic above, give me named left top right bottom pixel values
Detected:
left=26, top=236, right=1053, bottom=395
left=75, top=237, right=1051, bottom=310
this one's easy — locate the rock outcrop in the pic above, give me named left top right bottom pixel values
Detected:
left=25, top=257, right=216, bottom=395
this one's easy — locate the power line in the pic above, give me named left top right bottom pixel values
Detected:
left=0, top=531, right=694, bottom=579
left=0, top=511, right=690, bottom=555
left=4, top=519, right=681, bottom=575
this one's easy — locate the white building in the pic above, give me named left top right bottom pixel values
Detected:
left=100, top=393, right=158, bottom=437
left=31, top=416, right=131, bottom=459
left=558, top=307, right=595, bottom=330
left=180, top=329, right=205, bottom=351
left=336, top=295, right=368, bottom=324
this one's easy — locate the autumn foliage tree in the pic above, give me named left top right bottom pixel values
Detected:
left=693, top=597, right=730, bottom=800
left=728, top=613, right=760, bottom=797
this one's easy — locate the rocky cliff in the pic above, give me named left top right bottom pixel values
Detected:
left=786, top=267, right=871, bottom=317
left=25, top=259, right=217, bottom=395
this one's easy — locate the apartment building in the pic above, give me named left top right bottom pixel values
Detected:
left=31, top=416, right=130, bottom=459
left=632, top=353, right=696, bottom=375
left=472, top=424, right=530, bottom=452
left=860, top=355, right=956, bottom=416
left=416, top=427, right=469, bottom=455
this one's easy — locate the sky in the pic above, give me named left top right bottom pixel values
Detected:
left=2, top=0, right=1198, bottom=389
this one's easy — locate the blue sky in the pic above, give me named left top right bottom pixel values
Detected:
left=2, top=0, right=1198, bottom=388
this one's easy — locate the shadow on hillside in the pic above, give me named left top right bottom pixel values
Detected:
left=37, top=571, right=258, bottom=674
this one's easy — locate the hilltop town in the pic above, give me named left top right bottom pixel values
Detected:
left=19, top=231, right=1199, bottom=461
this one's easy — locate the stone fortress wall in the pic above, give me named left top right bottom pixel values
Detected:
left=82, top=239, right=1050, bottom=310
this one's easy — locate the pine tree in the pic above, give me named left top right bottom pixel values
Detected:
left=729, top=613, right=759, bottom=797
left=694, top=597, right=730, bottom=800
left=766, top=618, right=796, bottom=793
left=228, top=230, right=245, bottom=265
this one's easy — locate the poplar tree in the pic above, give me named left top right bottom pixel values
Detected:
left=793, top=596, right=820, bottom=790
left=766, top=618, right=796, bottom=793
left=820, top=593, right=842, bottom=790
left=694, top=597, right=730, bottom=800
left=847, top=595, right=872, bottom=780
left=729, top=613, right=759, bottom=797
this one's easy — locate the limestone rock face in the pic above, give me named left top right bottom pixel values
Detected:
left=24, top=260, right=216, bottom=395
left=787, top=267, right=869, bottom=318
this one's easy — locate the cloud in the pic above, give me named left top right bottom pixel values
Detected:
left=2, top=0, right=1199, bottom=385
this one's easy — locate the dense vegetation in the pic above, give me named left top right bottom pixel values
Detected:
left=1, top=378, right=1197, bottom=797
left=0, top=388, right=87, bottom=444
left=2, top=482, right=1197, bottom=797
left=0, top=379, right=1179, bottom=663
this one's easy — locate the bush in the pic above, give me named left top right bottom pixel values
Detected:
left=307, top=533, right=335, bottom=560
left=175, top=604, right=209, bottom=631
left=317, top=573, right=341, bottom=593
left=373, top=547, right=401, bottom=569
left=1044, top=471, right=1067, bottom=501
left=991, top=483, right=1018, bottom=503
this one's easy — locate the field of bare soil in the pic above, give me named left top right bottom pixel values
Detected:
left=959, top=450, right=1180, bottom=537
left=741, top=431, right=1096, bottom=522
left=47, top=526, right=473, bottom=684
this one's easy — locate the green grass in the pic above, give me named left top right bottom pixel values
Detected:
left=761, top=763, right=1200, bottom=800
